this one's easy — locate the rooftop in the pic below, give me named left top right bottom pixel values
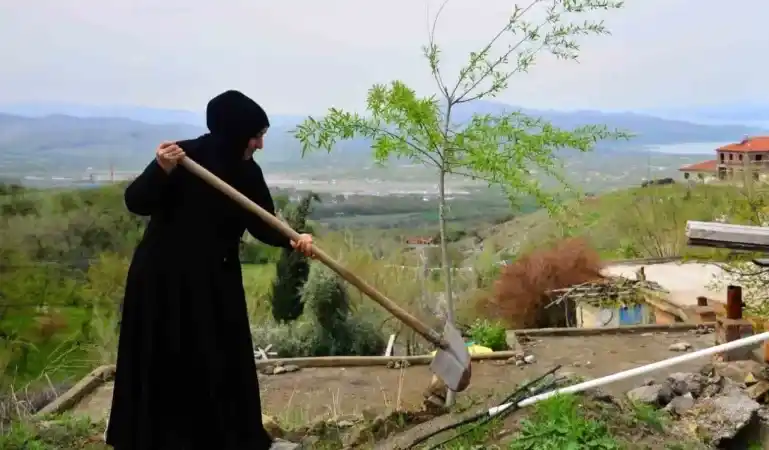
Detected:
left=679, top=136, right=769, bottom=172
left=405, top=236, right=435, bottom=245
left=678, top=159, right=717, bottom=172
left=717, top=136, right=769, bottom=153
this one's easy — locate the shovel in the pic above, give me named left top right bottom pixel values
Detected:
left=180, top=157, right=472, bottom=392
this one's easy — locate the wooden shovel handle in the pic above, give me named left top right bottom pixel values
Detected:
left=180, top=157, right=446, bottom=348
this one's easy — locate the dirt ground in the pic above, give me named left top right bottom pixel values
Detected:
left=71, top=330, right=720, bottom=428
left=380, top=330, right=722, bottom=449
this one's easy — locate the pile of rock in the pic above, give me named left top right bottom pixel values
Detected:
left=505, top=351, right=537, bottom=366
left=386, top=360, right=412, bottom=370
left=259, top=361, right=301, bottom=375
left=668, top=341, right=693, bottom=352
left=626, top=361, right=769, bottom=445
left=262, top=412, right=366, bottom=449
left=688, top=324, right=716, bottom=335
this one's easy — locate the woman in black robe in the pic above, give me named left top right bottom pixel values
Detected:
left=106, top=90, right=313, bottom=450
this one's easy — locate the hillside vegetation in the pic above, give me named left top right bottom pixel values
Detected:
left=463, top=182, right=768, bottom=261
left=3, top=181, right=767, bottom=398
left=2, top=180, right=766, bottom=389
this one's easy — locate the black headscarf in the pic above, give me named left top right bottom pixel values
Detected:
left=204, top=90, right=270, bottom=161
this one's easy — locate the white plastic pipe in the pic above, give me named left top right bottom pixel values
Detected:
left=489, top=331, right=769, bottom=417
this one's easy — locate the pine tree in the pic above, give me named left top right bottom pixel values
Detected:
left=270, top=192, right=319, bottom=322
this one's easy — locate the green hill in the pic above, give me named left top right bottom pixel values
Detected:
left=461, top=182, right=768, bottom=261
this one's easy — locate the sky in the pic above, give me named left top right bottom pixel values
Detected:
left=1, top=0, right=767, bottom=115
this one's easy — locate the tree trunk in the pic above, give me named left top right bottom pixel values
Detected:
left=437, top=167, right=456, bottom=406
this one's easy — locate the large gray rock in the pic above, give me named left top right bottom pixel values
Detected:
left=715, top=360, right=769, bottom=385
left=627, top=383, right=674, bottom=406
left=667, top=372, right=703, bottom=397
left=270, top=438, right=300, bottom=450
left=686, top=390, right=760, bottom=445
left=669, top=342, right=692, bottom=352
left=664, top=393, right=695, bottom=416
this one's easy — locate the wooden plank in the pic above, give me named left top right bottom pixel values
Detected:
left=35, top=365, right=115, bottom=417
left=686, top=220, right=769, bottom=252
left=515, top=322, right=712, bottom=337
left=253, top=350, right=522, bottom=369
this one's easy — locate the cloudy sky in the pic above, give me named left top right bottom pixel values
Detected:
left=0, top=0, right=766, bottom=115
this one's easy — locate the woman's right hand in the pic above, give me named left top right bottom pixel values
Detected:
left=155, top=142, right=186, bottom=173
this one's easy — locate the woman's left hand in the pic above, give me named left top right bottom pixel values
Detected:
left=290, top=233, right=314, bottom=257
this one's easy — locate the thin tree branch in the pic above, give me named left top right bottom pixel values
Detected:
left=452, top=0, right=543, bottom=102
left=444, top=169, right=496, bottom=184
left=456, top=40, right=549, bottom=104
left=427, top=0, right=451, bottom=100
left=353, top=122, right=441, bottom=167
left=715, top=262, right=769, bottom=278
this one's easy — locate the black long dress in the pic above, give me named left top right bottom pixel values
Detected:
left=105, top=131, right=291, bottom=449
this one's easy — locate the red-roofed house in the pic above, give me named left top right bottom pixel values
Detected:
left=679, top=136, right=769, bottom=182
left=405, top=236, right=435, bottom=246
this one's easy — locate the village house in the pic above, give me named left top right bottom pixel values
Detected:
left=405, top=236, right=436, bottom=246
left=679, top=136, right=769, bottom=182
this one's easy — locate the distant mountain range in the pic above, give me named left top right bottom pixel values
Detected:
left=0, top=102, right=306, bottom=128
left=0, top=101, right=766, bottom=177
left=643, top=102, right=769, bottom=126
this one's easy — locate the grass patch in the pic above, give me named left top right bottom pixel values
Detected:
left=406, top=392, right=708, bottom=450
left=0, top=415, right=108, bottom=450
left=628, top=400, right=667, bottom=432
left=510, top=395, right=621, bottom=450
left=242, top=263, right=277, bottom=322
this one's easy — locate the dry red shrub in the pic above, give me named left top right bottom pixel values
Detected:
left=485, top=238, right=604, bottom=328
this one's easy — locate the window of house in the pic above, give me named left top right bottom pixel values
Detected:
left=720, top=153, right=725, bottom=162
left=757, top=155, right=763, bottom=161
left=729, top=153, right=734, bottom=160
left=718, top=167, right=727, bottom=180
left=739, top=154, right=744, bottom=161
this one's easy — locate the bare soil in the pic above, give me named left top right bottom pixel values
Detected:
left=72, top=330, right=718, bottom=432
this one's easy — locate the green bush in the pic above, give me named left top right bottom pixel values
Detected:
left=468, top=319, right=508, bottom=351
left=306, top=317, right=384, bottom=357
left=304, top=262, right=350, bottom=330
left=252, top=263, right=385, bottom=357
left=250, top=321, right=317, bottom=357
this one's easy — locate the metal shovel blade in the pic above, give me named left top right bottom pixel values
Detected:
left=429, top=321, right=472, bottom=392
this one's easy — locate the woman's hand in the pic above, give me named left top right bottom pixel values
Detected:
left=291, top=233, right=314, bottom=257
left=155, top=141, right=186, bottom=173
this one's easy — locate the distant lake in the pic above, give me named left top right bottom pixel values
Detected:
left=645, top=142, right=730, bottom=155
